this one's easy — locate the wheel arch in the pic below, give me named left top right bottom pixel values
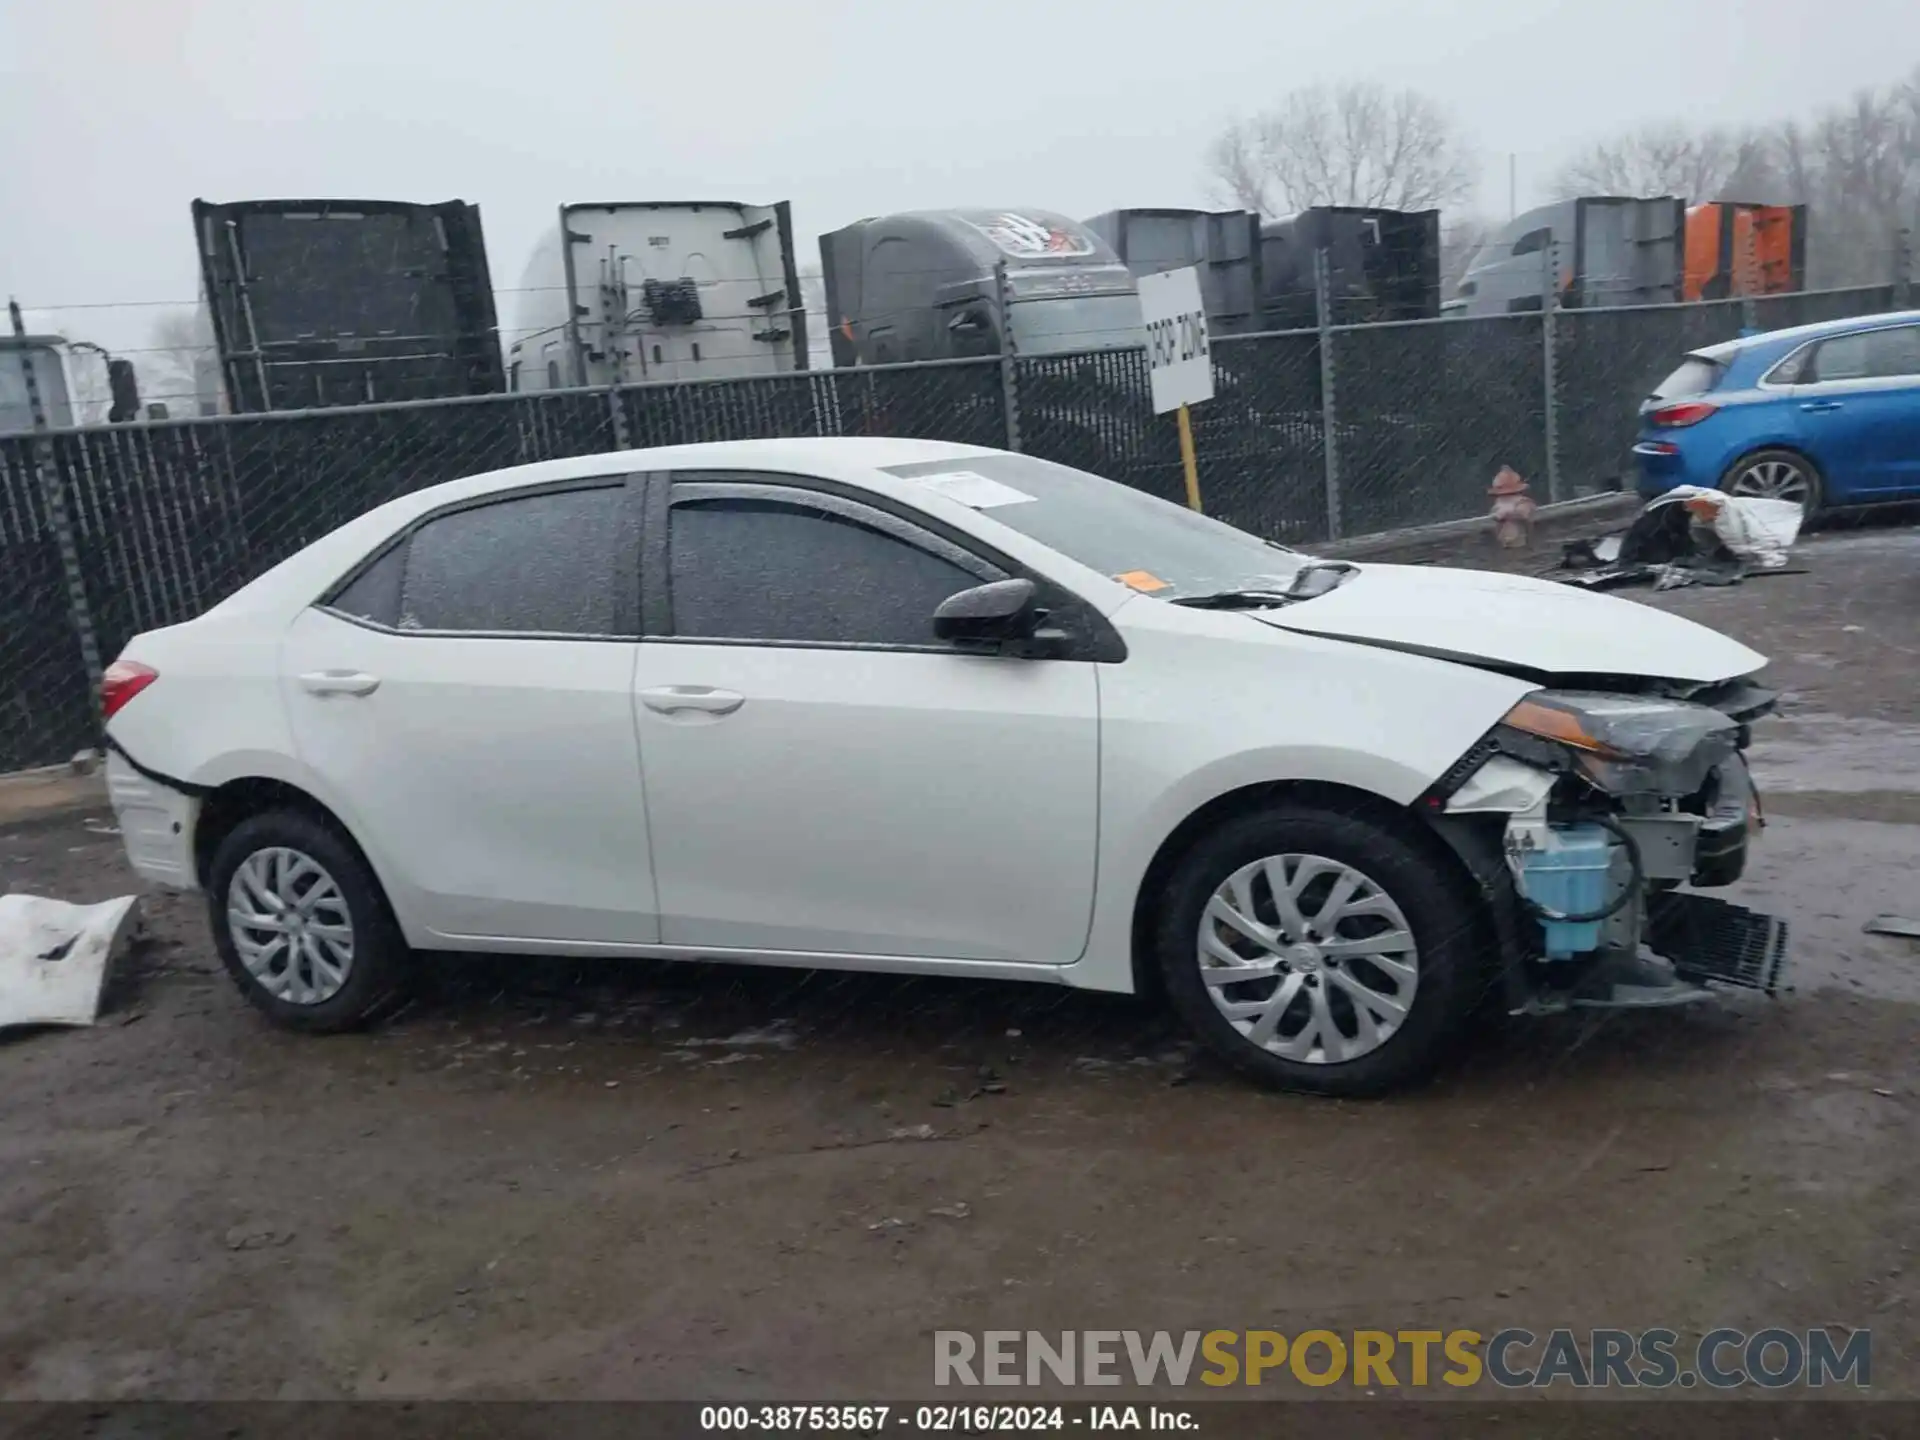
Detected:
left=1717, top=441, right=1825, bottom=495
left=193, top=775, right=382, bottom=897
left=1125, top=778, right=1487, bottom=1001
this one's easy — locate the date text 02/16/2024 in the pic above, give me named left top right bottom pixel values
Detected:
left=699, top=1406, right=1196, bottom=1432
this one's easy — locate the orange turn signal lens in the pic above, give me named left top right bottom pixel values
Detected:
left=1501, top=698, right=1625, bottom=758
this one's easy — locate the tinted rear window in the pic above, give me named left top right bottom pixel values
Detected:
left=1651, top=356, right=1722, bottom=400
left=402, top=487, right=629, bottom=635
left=323, top=484, right=635, bottom=636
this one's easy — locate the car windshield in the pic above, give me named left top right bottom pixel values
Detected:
left=1007, top=295, right=1146, bottom=355
left=1650, top=355, right=1723, bottom=400
left=883, top=452, right=1307, bottom=601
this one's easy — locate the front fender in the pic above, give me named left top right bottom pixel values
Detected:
left=1066, top=612, right=1535, bottom=993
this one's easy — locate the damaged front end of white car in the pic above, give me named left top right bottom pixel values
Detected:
left=1418, top=678, right=1787, bottom=1013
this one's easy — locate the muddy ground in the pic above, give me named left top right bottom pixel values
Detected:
left=2, top=513, right=1918, bottom=1410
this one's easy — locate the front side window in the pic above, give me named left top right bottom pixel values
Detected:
left=1510, top=228, right=1552, bottom=257
left=1007, top=294, right=1146, bottom=355
left=668, top=488, right=993, bottom=647
left=325, top=484, right=634, bottom=636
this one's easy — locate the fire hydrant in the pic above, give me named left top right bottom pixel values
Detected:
left=1488, top=466, right=1536, bottom=549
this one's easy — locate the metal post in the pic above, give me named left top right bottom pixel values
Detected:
left=9, top=299, right=104, bottom=695
left=1313, top=248, right=1342, bottom=540
left=223, top=220, right=273, bottom=409
left=993, top=260, right=1022, bottom=451
left=1739, top=214, right=1760, bottom=333
left=1896, top=226, right=1914, bottom=311
left=605, top=382, right=632, bottom=449
left=1541, top=250, right=1563, bottom=504
left=1176, top=404, right=1202, bottom=511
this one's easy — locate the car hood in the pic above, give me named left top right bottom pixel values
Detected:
left=1252, top=562, right=1764, bottom=683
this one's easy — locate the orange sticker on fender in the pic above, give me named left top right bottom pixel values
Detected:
left=1115, top=570, right=1170, bottom=592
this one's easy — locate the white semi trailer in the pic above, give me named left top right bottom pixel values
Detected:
left=508, top=201, right=809, bottom=389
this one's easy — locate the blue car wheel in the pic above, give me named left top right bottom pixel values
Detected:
left=1720, top=448, right=1823, bottom=513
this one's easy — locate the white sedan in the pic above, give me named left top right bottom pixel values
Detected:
left=102, top=439, right=1790, bottom=1095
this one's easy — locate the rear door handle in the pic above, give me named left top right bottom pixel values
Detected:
left=1800, top=400, right=1843, bottom=412
left=639, top=685, right=745, bottom=716
left=299, top=670, right=381, bottom=697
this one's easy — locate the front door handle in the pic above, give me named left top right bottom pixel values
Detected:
left=299, top=670, right=381, bottom=697
left=1800, top=400, right=1844, bottom=413
left=639, top=685, right=746, bottom=716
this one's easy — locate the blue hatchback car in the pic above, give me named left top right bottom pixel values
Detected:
left=1635, top=309, right=1920, bottom=511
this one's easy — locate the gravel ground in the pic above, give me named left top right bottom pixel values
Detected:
left=2, top=513, right=1917, bottom=1411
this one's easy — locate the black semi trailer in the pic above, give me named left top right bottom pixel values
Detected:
left=192, top=197, right=505, bottom=413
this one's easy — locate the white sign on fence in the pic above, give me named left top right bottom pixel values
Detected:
left=1137, top=265, right=1213, bottom=416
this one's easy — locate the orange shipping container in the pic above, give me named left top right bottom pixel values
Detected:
left=1684, top=203, right=1808, bottom=301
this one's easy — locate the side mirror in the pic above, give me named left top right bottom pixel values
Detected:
left=107, top=358, right=141, bottom=423
left=933, top=578, right=1043, bottom=649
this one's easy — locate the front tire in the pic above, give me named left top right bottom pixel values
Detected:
left=1154, top=804, right=1485, bottom=1097
left=206, top=809, right=410, bottom=1033
left=1719, top=447, right=1823, bottom=515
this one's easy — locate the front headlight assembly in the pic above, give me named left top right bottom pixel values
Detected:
left=1496, top=690, right=1740, bottom=796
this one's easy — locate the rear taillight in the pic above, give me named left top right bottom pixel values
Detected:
left=101, top=659, right=158, bottom=720
left=1649, top=401, right=1719, bottom=428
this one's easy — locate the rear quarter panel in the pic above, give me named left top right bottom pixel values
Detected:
left=106, top=616, right=304, bottom=793
left=103, top=498, right=433, bottom=835
left=1641, top=386, right=1806, bottom=489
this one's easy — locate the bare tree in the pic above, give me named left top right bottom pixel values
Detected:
left=1549, top=65, right=1920, bottom=289
left=1549, top=123, right=1778, bottom=202
left=140, top=312, right=208, bottom=405
left=796, top=265, right=827, bottom=320
left=1206, top=82, right=1479, bottom=216
left=1783, top=68, right=1920, bottom=285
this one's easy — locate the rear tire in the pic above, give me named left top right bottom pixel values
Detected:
left=1153, top=804, right=1485, bottom=1097
left=206, top=808, right=410, bottom=1033
left=1719, top=447, right=1823, bottom=516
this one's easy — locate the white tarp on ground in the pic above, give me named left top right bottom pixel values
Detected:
left=1648, top=485, right=1805, bottom=569
left=0, top=893, right=141, bottom=1029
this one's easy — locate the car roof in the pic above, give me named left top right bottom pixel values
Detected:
left=1696, top=307, right=1920, bottom=363
left=419, top=435, right=998, bottom=506
left=193, top=436, right=1013, bottom=625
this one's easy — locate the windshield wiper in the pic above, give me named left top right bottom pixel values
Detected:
left=1170, top=589, right=1297, bottom=610
left=1170, top=561, right=1357, bottom=610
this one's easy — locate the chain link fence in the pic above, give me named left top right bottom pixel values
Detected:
left=3, top=284, right=1910, bottom=772
left=1553, top=299, right=1751, bottom=498
left=1336, top=314, right=1550, bottom=536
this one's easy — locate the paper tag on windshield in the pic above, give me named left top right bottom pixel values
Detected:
left=914, top=470, right=1037, bottom=509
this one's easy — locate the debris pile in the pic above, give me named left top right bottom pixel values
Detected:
left=1553, top=486, right=1805, bottom=591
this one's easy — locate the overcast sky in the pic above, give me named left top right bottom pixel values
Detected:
left=3, top=0, right=1915, bottom=366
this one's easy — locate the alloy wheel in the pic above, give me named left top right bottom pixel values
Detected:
left=227, top=846, right=356, bottom=1005
left=1727, top=457, right=1811, bottom=506
left=1196, top=853, right=1419, bottom=1065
